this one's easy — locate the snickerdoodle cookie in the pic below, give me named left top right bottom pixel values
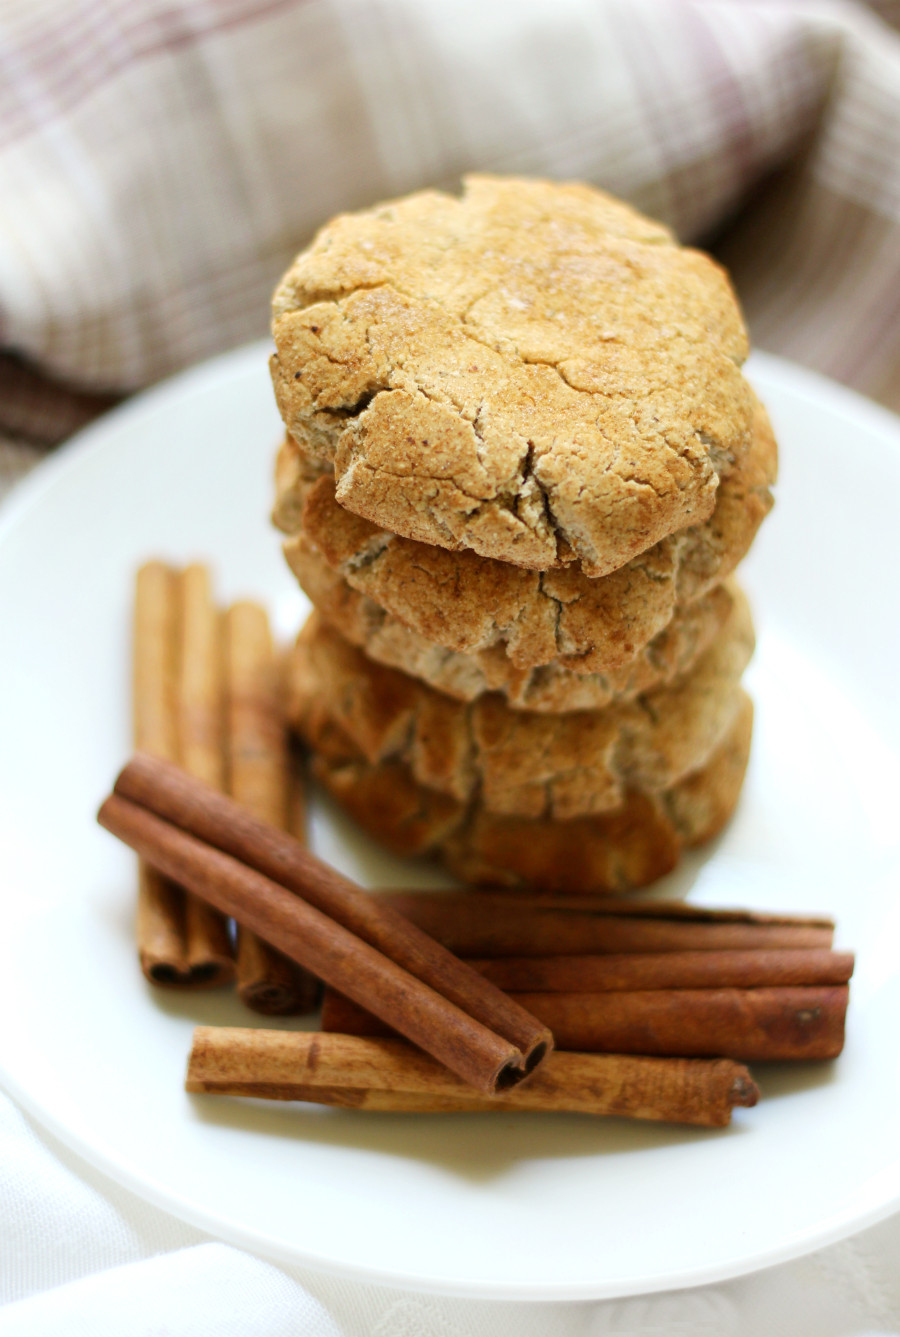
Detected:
left=275, top=398, right=775, bottom=676
left=308, top=690, right=754, bottom=894
left=288, top=591, right=754, bottom=822
left=291, top=543, right=736, bottom=712
left=271, top=175, right=756, bottom=577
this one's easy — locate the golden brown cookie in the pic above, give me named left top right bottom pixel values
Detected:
left=309, top=692, right=754, bottom=893
left=271, top=175, right=756, bottom=577
left=276, top=398, right=775, bottom=674
left=288, top=591, right=754, bottom=821
left=293, top=539, right=736, bottom=711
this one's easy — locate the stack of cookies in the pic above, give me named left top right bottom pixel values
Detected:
left=269, top=176, right=776, bottom=894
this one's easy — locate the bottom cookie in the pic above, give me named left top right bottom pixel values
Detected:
left=309, top=692, right=753, bottom=894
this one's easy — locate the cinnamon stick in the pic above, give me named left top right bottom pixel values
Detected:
left=132, top=562, right=232, bottom=986
left=133, top=561, right=182, bottom=984
left=98, top=793, right=537, bottom=1093
left=178, top=565, right=225, bottom=790
left=186, top=1028, right=759, bottom=1127
left=414, top=893, right=835, bottom=927
left=322, top=985, right=849, bottom=1062
left=175, top=565, right=234, bottom=984
left=225, top=602, right=317, bottom=1015
left=469, top=949, right=855, bottom=993
left=374, top=892, right=834, bottom=957
left=111, top=753, right=551, bottom=1071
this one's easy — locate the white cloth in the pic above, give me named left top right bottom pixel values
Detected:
left=2, top=1088, right=900, bottom=1334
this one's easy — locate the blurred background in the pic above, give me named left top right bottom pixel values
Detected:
left=1, top=0, right=898, bottom=500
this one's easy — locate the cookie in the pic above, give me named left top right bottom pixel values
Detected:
left=309, top=692, right=754, bottom=894
left=271, top=175, right=756, bottom=577
left=288, top=591, right=754, bottom=821
left=276, top=397, right=775, bottom=674
left=292, top=537, right=736, bottom=711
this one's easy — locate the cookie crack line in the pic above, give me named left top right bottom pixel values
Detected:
left=343, top=533, right=393, bottom=574
left=518, top=442, right=554, bottom=526
left=279, top=278, right=388, bottom=313
left=537, top=572, right=566, bottom=656
left=327, top=389, right=379, bottom=419
left=459, top=311, right=738, bottom=382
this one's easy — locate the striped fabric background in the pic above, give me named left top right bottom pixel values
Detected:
left=1, top=0, right=899, bottom=500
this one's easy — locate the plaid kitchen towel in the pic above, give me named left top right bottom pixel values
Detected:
left=2, top=3, right=900, bottom=1333
left=1, top=0, right=899, bottom=502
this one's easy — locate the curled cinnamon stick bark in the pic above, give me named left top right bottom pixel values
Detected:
left=175, top=565, right=234, bottom=984
left=430, top=893, right=835, bottom=926
left=186, top=1028, right=758, bottom=1127
left=225, top=602, right=317, bottom=1015
left=178, top=565, right=225, bottom=790
left=134, top=562, right=183, bottom=984
left=470, top=949, right=855, bottom=993
left=375, top=892, right=834, bottom=957
left=322, top=985, right=850, bottom=1062
left=111, top=752, right=551, bottom=1070
left=134, top=563, right=179, bottom=767
left=513, top=987, right=849, bottom=1060
left=132, top=562, right=232, bottom=987
left=98, top=793, right=537, bottom=1093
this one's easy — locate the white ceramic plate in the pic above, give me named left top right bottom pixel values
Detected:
left=0, top=345, right=899, bottom=1301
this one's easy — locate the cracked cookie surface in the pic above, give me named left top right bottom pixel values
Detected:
left=307, top=691, right=753, bottom=893
left=275, top=396, right=775, bottom=674
left=288, top=591, right=754, bottom=822
left=271, top=175, right=756, bottom=577
left=291, top=538, right=736, bottom=711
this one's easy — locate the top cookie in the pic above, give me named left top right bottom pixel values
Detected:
left=271, top=175, right=755, bottom=577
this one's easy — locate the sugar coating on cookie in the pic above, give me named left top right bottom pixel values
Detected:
left=271, top=175, right=756, bottom=577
